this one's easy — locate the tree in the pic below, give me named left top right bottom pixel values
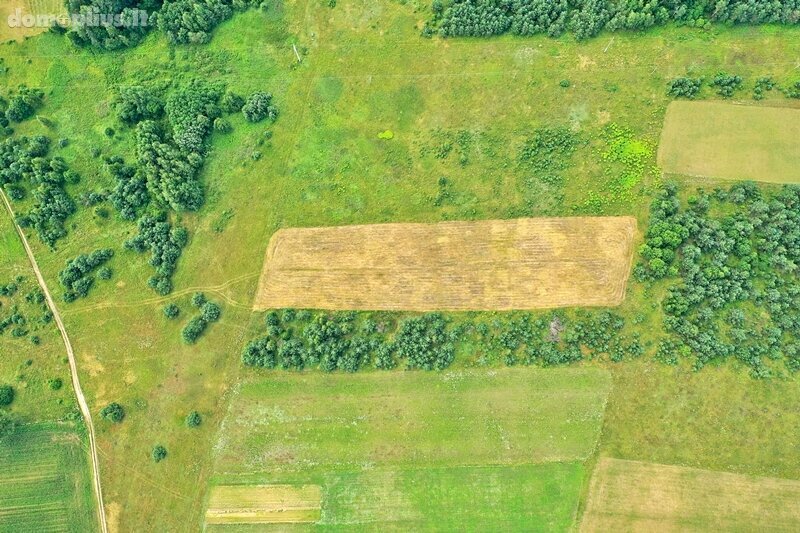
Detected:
left=152, top=444, right=167, bottom=462
left=242, top=92, right=278, bottom=123
left=201, top=302, right=221, bottom=322
left=100, top=402, right=125, bottom=423
left=185, top=411, right=201, bottom=427
left=0, top=411, right=18, bottom=440
left=0, top=385, right=14, bottom=406
left=116, top=86, right=164, bottom=125
left=163, top=303, right=180, bottom=319
left=181, top=316, right=207, bottom=344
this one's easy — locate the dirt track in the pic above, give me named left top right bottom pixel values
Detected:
left=0, top=190, right=108, bottom=533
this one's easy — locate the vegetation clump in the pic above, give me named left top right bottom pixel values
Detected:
left=100, top=402, right=125, bottom=423
left=0, top=385, right=15, bottom=406
left=711, top=72, right=743, bottom=98
left=242, top=92, right=278, bottom=123
left=667, top=76, right=703, bottom=99
left=185, top=411, right=201, bottom=427
left=181, top=294, right=222, bottom=344
left=58, top=249, right=114, bottom=302
left=151, top=444, right=167, bottom=462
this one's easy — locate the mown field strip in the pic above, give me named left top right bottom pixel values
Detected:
left=254, top=217, right=636, bottom=311
left=205, top=484, right=321, bottom=525
left=581, top=458, right=800, bottom=532
left=213, top=367, right=612, bottom=475
left=658, top=100, right=800, bottom=184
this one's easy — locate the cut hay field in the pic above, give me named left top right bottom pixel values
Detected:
left=658, top=101, right=800, bottom=184
left=581, top=458, right=800, bottom=532
left=255, top=217, right=636, bottom=311
left=205, top=484, right=321, bottom=525
left=0, top=424, right=96, bottom=532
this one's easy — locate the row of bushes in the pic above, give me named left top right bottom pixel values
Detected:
left=242, top=308, right=644, bottom=373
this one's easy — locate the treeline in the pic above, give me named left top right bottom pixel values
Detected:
left=242, top=308, right=643, bottom=373
left=63, top=0, right=259, bottom=51
left=0, top=135, right=78, bottom=248
left=426, top=0, right=800, bottom=40
left=668, top=73, right=800, bottom=100
left=635, top=182, right=800, bottom=377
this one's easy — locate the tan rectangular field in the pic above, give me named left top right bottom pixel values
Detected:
left=254, top=217, right=636, bottom=311
left=658, top=101, right=800, bottom=183
left=205, top=484, right=322, bottom=525
left=581, top=458, right=800, bottom=532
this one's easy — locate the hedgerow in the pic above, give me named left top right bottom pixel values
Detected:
left=181, top=293, right=222, bottom=343
left=124, top=214, right=188, bottom=296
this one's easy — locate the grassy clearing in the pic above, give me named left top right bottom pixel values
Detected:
left=0, top=423, right=96, bottom=532
left=212, top=367, right=611, bottom=474
left=581, top=457, right=800, bottom=532
left=255, top=217, right=636, bottom=311
left=601, top=361, right=800, bottom=480
left=206, top=484, right=321, bottom=525
left=658, top=101, right=800, bottom=183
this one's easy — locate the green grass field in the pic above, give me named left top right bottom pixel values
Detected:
left=659, top=100, right=800, bottom=183
left=0, top=423, right=96, bottom=532
left=209, top=367, right=605, bottom=530
left=1, top=0, right=800, bottom=530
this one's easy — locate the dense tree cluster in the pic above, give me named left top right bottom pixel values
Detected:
left=58, top=249, right=114, bottom=302
left=430, top=0, right=800, bottom=40
left=65, top=0, right=256, bottom=50
left=181, top=293, right=222, bottom=343
left=125, top=214, right=188, bottom=296
left=711, top=72, right=743, bottom=97
left=65, top=0, right=153, bottom=50
left=0, top=136, right=78, bottom=248
left=667, top=76, right=703, bottom=98
left=242, top=92, right=278, bottom=123
left=4, top=86, right=44, bottom=123
left=58, top=249, right=115, bottom=302
left=115, top=85, right=164, bottom=125
left=107, top=156, right=150, bottom=220
left=636, top=182, right=800, bottom=377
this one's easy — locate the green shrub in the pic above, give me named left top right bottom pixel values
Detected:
left=0, top=385, right=14, bottom=406
left=152, top=445, right=167, bottom=462
left=163, top=303, right=180, bottom=319
left=185, top=411, right=201, bottom=427
left=100, top=402, right=125, bottom=423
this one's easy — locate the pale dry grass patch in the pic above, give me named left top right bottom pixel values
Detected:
left=581, top=458, right=800, bottom=532
left=254, top=217, right=636, bottom=311
left=205, top=484, right=322, bottom=525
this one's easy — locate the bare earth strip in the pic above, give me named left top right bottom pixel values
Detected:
left=254, top=217, right=636, bottom=311
left=658, top=101, right=800, bottom=184
left=205, top=485, right=321, bottom=525
left=581, top=458, right=800, bottom=532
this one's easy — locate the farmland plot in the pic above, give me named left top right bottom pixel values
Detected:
left=581, top=458, right=800, bottom=532
left=254, top=217, right=636, bottom=311
left=0, top=424, right=96, bottom=532
left=658, top=101, right=800, bottom=184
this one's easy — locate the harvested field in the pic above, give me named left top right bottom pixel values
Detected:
left=254, top=217, right=636, bottom=311
left=658, top=101, right=800, bottom=184
left=0, top=0, right=66, bottom=41
left=581, top=458, right=800, bottom=532
left=205, top=485, right=321, bottom=525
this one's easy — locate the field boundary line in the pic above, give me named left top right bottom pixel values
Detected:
left=0, top=190, right=108, bottom=533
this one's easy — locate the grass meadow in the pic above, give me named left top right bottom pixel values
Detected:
left=0, top=0, right=799, bottom=530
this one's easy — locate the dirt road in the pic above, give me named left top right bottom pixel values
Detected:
left=0, top=190, right=108, bottom=533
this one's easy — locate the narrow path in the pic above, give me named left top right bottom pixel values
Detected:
left=0, top=191, right=108, bottom=533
